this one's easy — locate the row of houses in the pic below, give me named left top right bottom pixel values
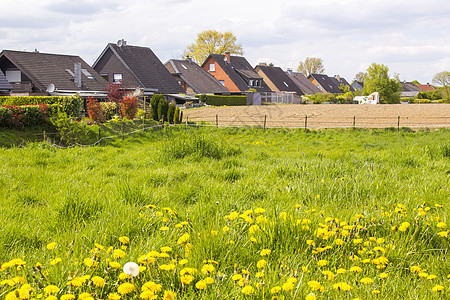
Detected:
left=0, top=40, right=436, bottom=101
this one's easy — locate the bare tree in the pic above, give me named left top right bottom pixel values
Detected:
left=432, top=71, right=450, bottom=101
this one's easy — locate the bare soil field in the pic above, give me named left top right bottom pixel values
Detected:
left=183, top=104, right=450, bottom=128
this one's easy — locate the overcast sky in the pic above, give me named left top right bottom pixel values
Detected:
left=1, top=0, right=449, bottom=84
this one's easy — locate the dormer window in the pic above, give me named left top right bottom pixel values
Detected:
left=283, top=81, right=289, bottom=87
left=5, top=70, right=21, bottom=83
left=249, top=80, right=254, bottom=86
left=81, top=69, right=94, bottom=80
left=209, top=63, right=215, bottom=72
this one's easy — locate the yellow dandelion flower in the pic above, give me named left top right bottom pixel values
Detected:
left=79, top=292, right=93, bottom=300
left=232, top=274, right=243, bottom=281
left=142, top=281, right=162, bottom=293
left=118, top=282, right=135, bottom=295
left=307, top=281, right=323, bottom=291
left=254, top=207, right=266, bottom=214
left=335, top=238, right=344, bottom=246
left=322, top=270, right=335, bottom=280
left=427, top=275, right=437, bottom=280
left=140, top=290, right=156, bottom=300
left=60, top=294, right=76, bottom=300
left=204, top=277, right=214, bottom=284
left=271, top=286, right=282, bottom=294
left=46, top=296, right=58, bottom=300
left=305, top=293, right=317, bottom=300
left=317, top=259, right=328, bottom=267
left=180, top=275, right=194, bottom=285
left=50, top=258, right=62, bottom=265
left=163, top=290, right=176, bottom=300
left=372, top=290, right=381, bottom=294
left=91, top=276, right=105, bottom=287
left=410, top=266, right=421, bottom=273
left=46, top=242, right=57, bottom=250
left=44, top=285, right=60, bottom=295
left=349, top=266, right=362, bottom=273
left=432, top=285, right=444, bottom=292
left=179, top=259, right=188, bottom=265
left=242, top=285, right=255, bottom=295
left=249, top=224, right=260, bottom=234
left=113, top=249, right=125, bottom=259
left=222, top=226, right=230, bottom=232
left=119, top=236, right=129, bottom=244
left=260, top=249, right=271, bottom=256
left=418, top=272, right=429, bottom=278
left=333, top=282, right=352, bottom=291
left=282, top=281, right=295, bottom=291
left=177, top=233, right=190, bottom=245
left=195, top=280, right=207, bottom=290
left=159, top=264, right=176, bottom=271
left=379, top=273, right=388, bottom=279
left=337, top=268, right=346, bottom=274
left=108, top=293, right=121, bottom=300
left=360, top=277, right=374, bottom=284
left=109, top=261, right=121, bottom=268
left=201, top=264, right=215, bottom=274
left=257, top=259, right=267, bottom=269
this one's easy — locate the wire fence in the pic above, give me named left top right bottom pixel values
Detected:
left=184, top=115, right=450, bottom=130
left=0, top=114, right=449, bottom=148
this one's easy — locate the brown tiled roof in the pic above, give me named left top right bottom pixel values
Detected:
left=165, top=59, right=229, bottom=94
left=416, top=84, right=435, bottom=92
left=95, top=44, right=184, bottom=94
left=0, top=50, right=107, bottom=92
left=255, top=65, right=304, bottom=95
left=203, top=54, right=270, bottom=92
left=286, top=71, right=321, bottom=94
left=0, top=70, right=12, bottom=92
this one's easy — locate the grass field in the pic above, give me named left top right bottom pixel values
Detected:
left=0, top=127, right=449, bottom=299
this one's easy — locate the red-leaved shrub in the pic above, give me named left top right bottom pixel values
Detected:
left=86, top=97, right=104, bottom=123
left=119, top=96, right=138, bottom=119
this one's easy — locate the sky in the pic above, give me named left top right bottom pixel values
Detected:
left=1, top=0, right=449, bottom=84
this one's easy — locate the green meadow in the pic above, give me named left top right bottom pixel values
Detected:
left=0, top=127, right=449, bottom=299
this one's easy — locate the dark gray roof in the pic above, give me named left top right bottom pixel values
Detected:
left=255, top=65, right=304, bottom=95
left=203, top=54, right=270, bottom=92
left=0, top=70, right=12, bottom=92
left=165, top=59, right=229, bottom=94
left=286, top=71, right=321, bottom=95
left=401, top=82, right=421, bottom=92
left=333, top=76, right=355, bottom=92
left=351, top=81, right=364, bottom=90
left=0, top=50, right=107, bottom=92
left=308, top=74, right=342, bottom=93
left=94, top=44, right=184, bottom=94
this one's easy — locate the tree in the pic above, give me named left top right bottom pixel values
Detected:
left=354, top=72, right=365, bottom=82
left=363, top=63, right=401, bottom=104
left=185, top=30, right=244, bottom=64
left=432, top=71, right=450, bottom=101
left=296, top=57, right=325, bottom=76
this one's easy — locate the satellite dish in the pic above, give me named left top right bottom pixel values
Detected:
left=46, top=83, right=55, bottom=93
left=117, top=39, right=123, bottom=47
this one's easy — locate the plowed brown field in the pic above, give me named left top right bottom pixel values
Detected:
left=183, top=104, right=450, bottom=128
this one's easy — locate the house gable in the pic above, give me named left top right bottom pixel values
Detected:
left=255, top=65, right=304, bottom=95
left=202, top=56, right=240, bottom=92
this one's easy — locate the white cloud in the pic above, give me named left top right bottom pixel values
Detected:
left=1, top=0, right=449, bottom=83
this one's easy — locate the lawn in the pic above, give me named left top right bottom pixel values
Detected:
left=0, top=127, right=449, bottom=299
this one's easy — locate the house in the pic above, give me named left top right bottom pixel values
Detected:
left=93, top=40, right=184, bottom=95
left=351, top=81, right=364, bottom=91
left=400, top=82, right=421, bottom=98
left=202, top=52, right=270, bottom=93
left=0, top=50, right=108, bottom=96
left=331, top=75, right=354, bottom=92
left=254, top=64, right=304, bottom=96
left=285, top=69, right=321, bottom=95
left=165, top=57, right=229, bottom=95
left=416, top=84, right=435, bottom=92
left=308, top=74, right=342, bottom=94
left=0, top=70, right=12, bottom=95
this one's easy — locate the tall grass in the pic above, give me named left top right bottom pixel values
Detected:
left=0, top=127, right=448, bottom=299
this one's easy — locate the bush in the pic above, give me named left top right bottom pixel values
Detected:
left=100, top=102, right=118, bottom=120
left=167, top=103, right=175, bottom=124
left=150, top=94, right=164, bottom=121
left=173, top=107, right=182, bottom=124
left=0, top=104, right=49, bottom=129
left=158, top=98, right=169, bottom=122
left=119, top=96, right=138, bottom=119
left=0, top=96, right=83, bottom=117
left=87, top=97, right=104, bottom=123
left=195, top=95, right=247, bottom=106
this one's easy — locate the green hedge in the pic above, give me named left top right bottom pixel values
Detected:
left=0, top=104, right=51, bottom=129
left=196, top=95, right=247, bottom=106
left=0, top=96, right=83, bottom=117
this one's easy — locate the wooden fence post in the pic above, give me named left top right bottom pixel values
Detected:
left=142, top=116, right=145, bottom=132
left=121, top=123, right=124, bottom=140
left=216, top=114, right=218, bottom=127
left=353, top=116, right=356, bottom=130
left=397, top=116, right=400, bottom=131
left=264, top=115, right=267, bottom=130
left=186, top=116, right=188, bottom=128
left=304, top=115, right=308, bottom=130
left=98, top=128, right=101, bottom=141
left=43, top=130, right=46, bottom=142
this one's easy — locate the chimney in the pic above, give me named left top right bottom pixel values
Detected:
left=287, top=68, right=293, bottom=76
left=225, top=52, right=231, bottom=62
left=74, top=62, right=82, bottom=88
left=258, top=62, right=267, bottom=66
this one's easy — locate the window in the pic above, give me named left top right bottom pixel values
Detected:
left=219, top=80, right=225, bottom=86
left=181, top=63, right=187, bottom=70
left=209, top=63, right=215, bottom=72
left=6, top=70, right=21, bottom=83
left=283, top=81, right=289, bottom=87
left=101, top=73, right=108, bottom=81
left=113, top=73, right=123, bottom=83
left=249, top=80, right=254, bottom=86
left=81, top=69, right=94, bottom=80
